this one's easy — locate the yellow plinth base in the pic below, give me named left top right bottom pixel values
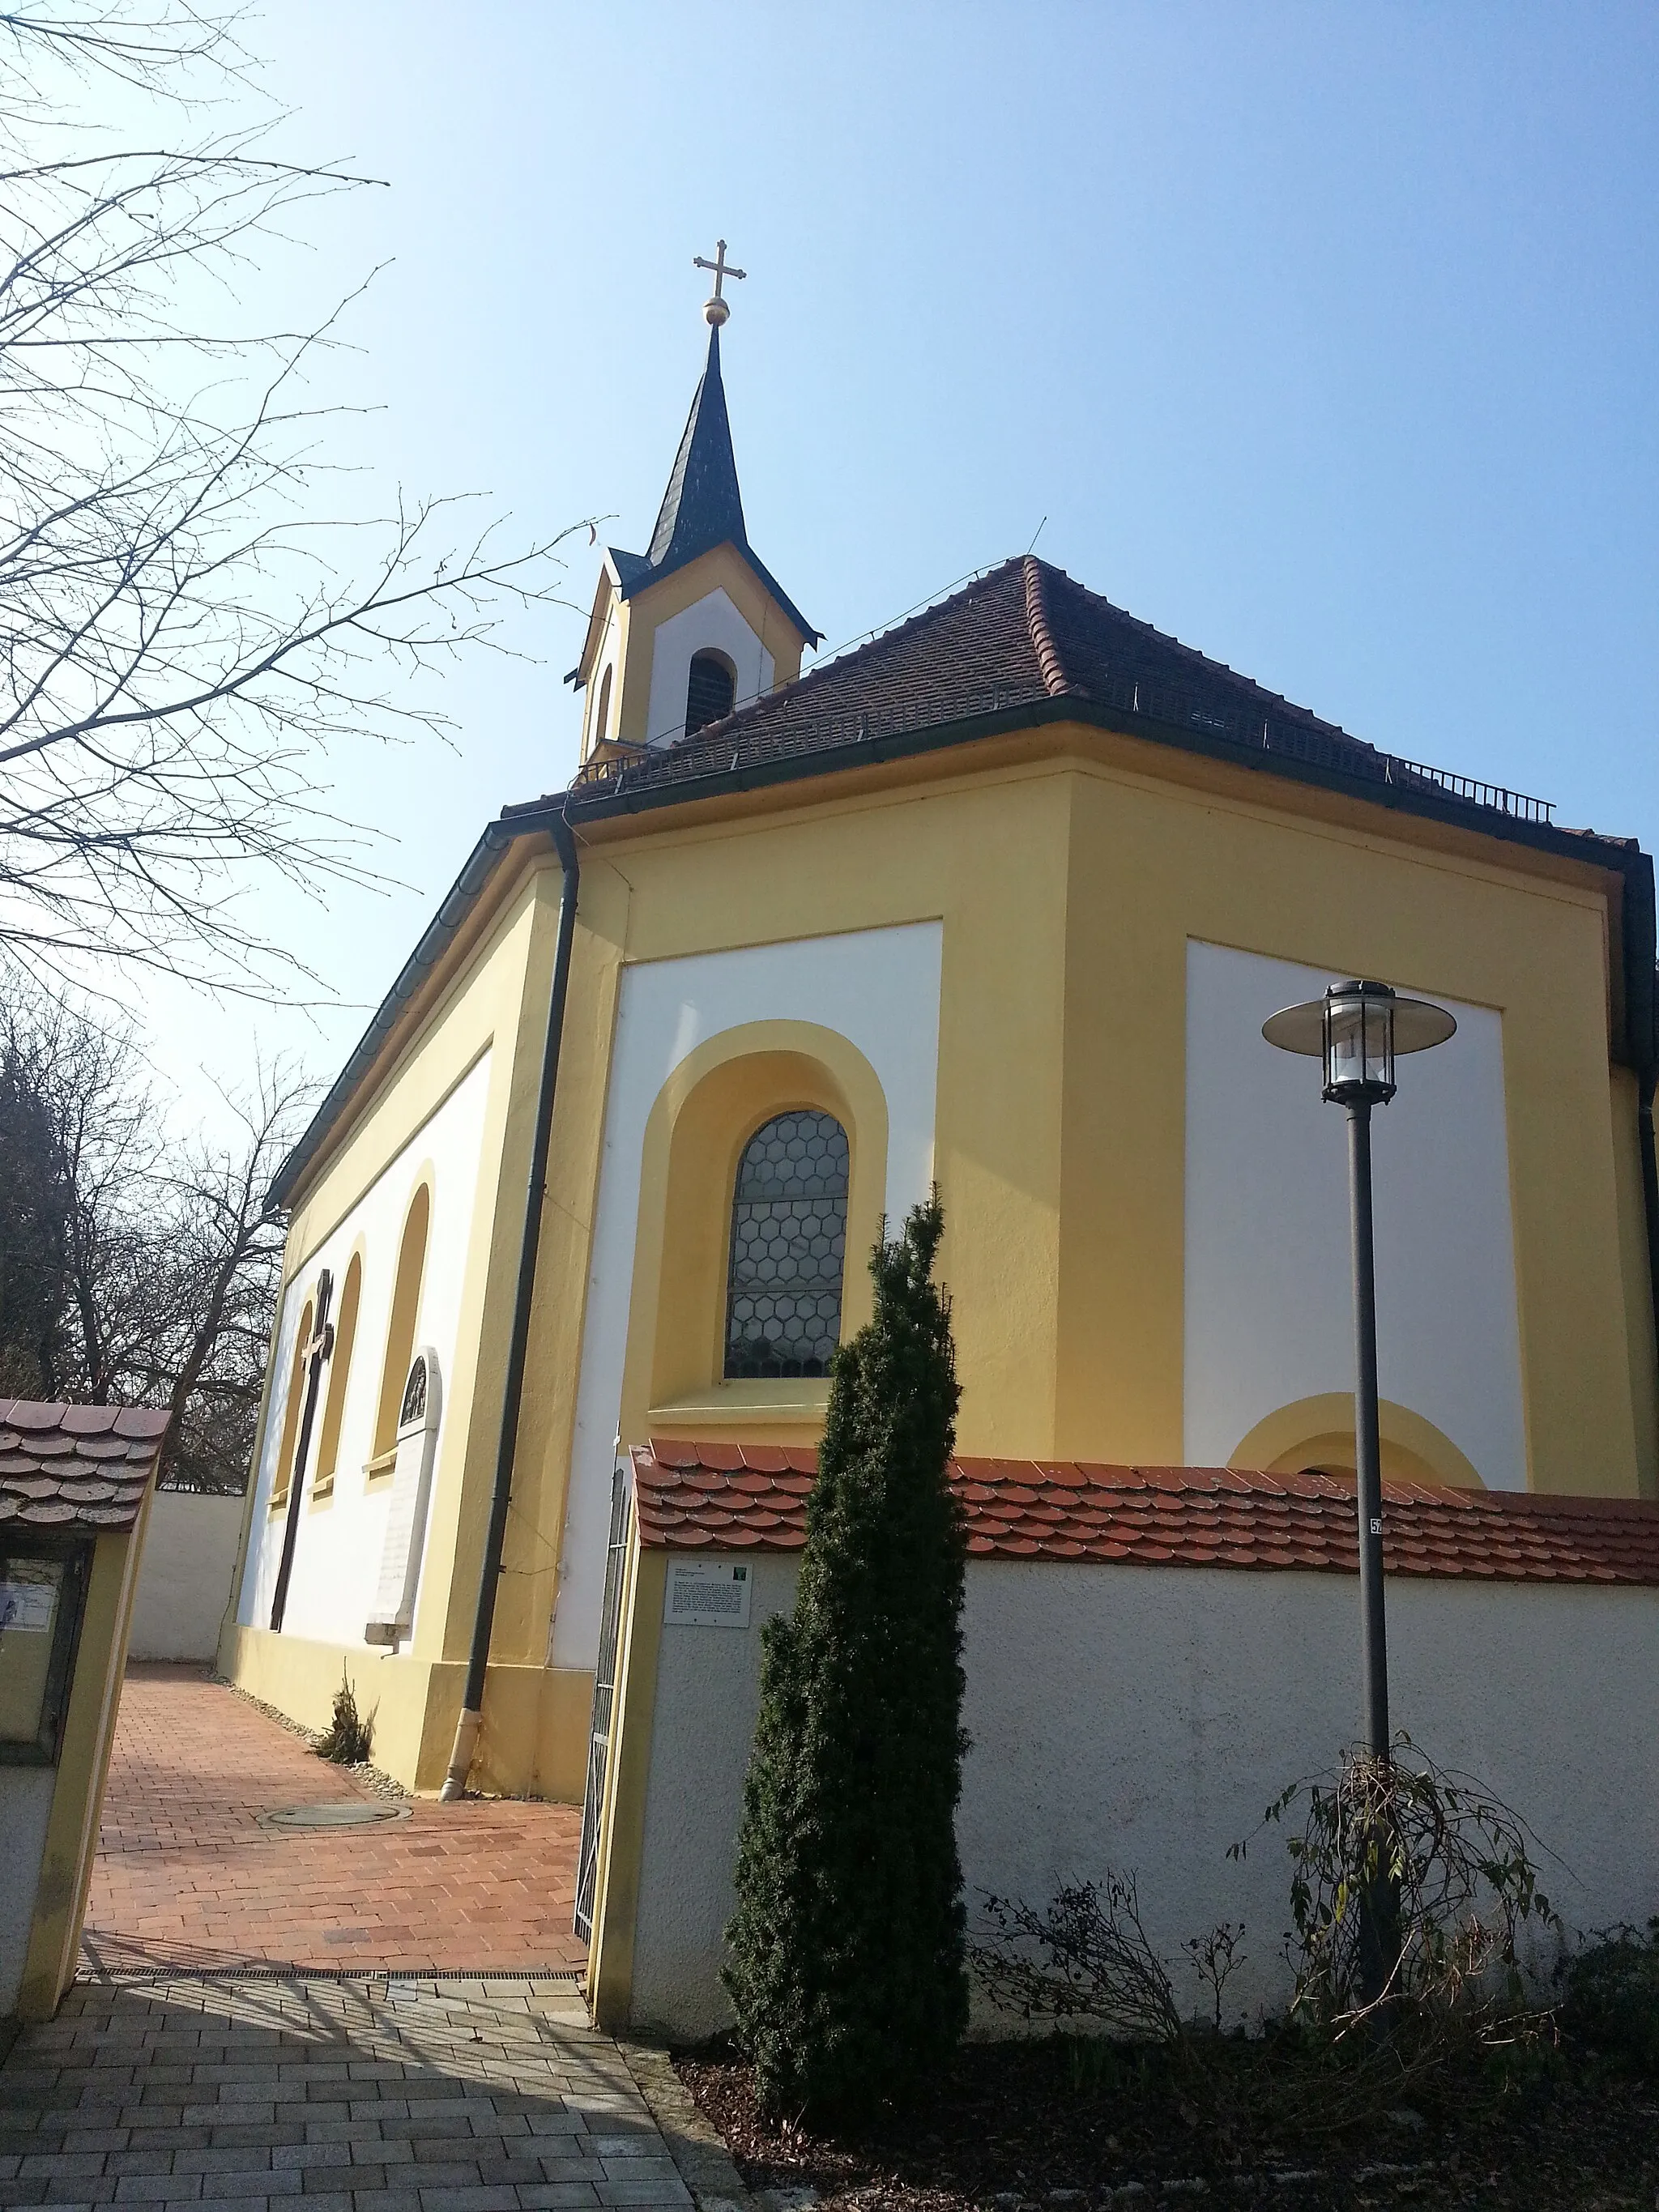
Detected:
left=218, top=1625, right=594, bottom=1802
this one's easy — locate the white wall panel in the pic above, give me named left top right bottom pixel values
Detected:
left=643, top=587, right=774, bottom=750
left=1183, top=941, right=1527, bottom=1489
left=553, top=923, right=944, bottom=1671
left=237, top=1050, right=493, bottom=1644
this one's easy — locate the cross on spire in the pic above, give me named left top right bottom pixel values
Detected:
left=693, top=239, right=745, bottom=328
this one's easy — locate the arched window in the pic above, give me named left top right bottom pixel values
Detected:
left=724, top=1111, right=849, bottom=1379
left=313, top=1253, right=362, bottom=1495
left=371, top=1186, right=430, bottom=1468
left=684, top=650, right=736, bottom=736
left=270, top=1295, right=313, bottom=1509
left=592, top=664, right=613, bottom=752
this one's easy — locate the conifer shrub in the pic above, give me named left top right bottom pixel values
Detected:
left=1560, top=1920, right=1659, bottom=2074
left=725, top=1193, right=969, bottom=2120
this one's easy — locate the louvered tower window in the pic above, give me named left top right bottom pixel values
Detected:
left=685, top=650, right=736, bottom=735
left=724, top=1111, right=849, bottom=1379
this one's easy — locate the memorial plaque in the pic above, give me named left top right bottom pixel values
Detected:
left=663, top=1560, right=752, bottom=1629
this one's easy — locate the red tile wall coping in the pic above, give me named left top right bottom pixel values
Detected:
left=0, top=1399, right=169, bottom=1532
left=633, top=1441, right=1659, bottom=1586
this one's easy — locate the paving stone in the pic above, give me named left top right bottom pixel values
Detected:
left=82, top=1669, right=583, bottom=1977
left=3, top=1703, right=689, bottom=2212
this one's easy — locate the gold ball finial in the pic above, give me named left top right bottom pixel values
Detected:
left=703, top=293, right=730, bottom=329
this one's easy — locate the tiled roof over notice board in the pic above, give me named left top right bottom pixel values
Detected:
left=633, top=1443, right=1659, bottom=1586
left=0, top=1401, right=169, bottom=1532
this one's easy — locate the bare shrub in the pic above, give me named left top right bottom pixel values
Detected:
left=973, top=1873, right=1235, bottom=2045
left=1233, top=1734, right=1562, bottom=2066
left=315, top=1669, right=373, bottom=1765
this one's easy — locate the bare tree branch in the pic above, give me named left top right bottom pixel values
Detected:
left=0, top=1, right=586, bottom=995
left=0, top=984, right=306, bottom=1485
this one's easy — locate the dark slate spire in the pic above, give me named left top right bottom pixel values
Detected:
left=646, top=325, right=748, bottom=568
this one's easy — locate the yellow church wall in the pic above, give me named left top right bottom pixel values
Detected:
left=1609, top=1064, right=1659, bottom=1498
left=554, top=724, right=1644, bottom=1499
left=1044, top=744, right=1644, bottom=1492
left=223, top=852, right=586, bottom=1795
left=240, top=706, right=1657, bottom=1805
left=562, top=766, right=1074, bottom=1460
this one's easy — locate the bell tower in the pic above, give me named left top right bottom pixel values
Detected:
left=569, top=244, right=819, bottom=764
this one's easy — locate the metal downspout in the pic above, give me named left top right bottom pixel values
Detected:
left=1639, top=1069, right=1659, bottom=1434
left=441, top=809, right=580, bottom=1799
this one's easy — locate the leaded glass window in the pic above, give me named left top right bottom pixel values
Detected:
left=724, top=1110, right=849, bottom=1379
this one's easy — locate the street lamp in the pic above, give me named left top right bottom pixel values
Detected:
left=1261, top=981, right=1456, bottom=1758
left=1263, top=978, right=1454, bottom=2018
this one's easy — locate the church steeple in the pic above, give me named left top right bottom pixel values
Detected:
left=570, top=245, right=819, bottom=762
left=646, top=326, right=747, bottom=569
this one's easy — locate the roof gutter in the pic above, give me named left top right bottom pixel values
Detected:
left=440, top=806, right=580, bottom=1800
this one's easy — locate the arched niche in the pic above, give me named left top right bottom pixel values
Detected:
left=621, top=1021, right=889, bottom=1423
left=591, top=663, right=614, bottom=752
left=269, top=1293, right=315, bottom=1511
left=371, top=1181, right=432, bottom=1472
left=1230, top=1393, right=1486, bottom=1490
left=311, top=1247, right=365, bottom=1502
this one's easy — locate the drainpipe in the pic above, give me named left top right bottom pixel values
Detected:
left=441, top=808, right=580, bottom=1799
left=1640, top=1068, right=1659, bottom=1397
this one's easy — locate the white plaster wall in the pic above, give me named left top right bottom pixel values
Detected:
left=626, top=1554, right=1659, bottom=2039
left=237, top=1051, right=493, bottom=1645
left=553, top=923, right=944, bottom=1672
left=0, top=1767, right=55, bottom=2014
left=129, top=1492, right=245, bottom=1662
left=644, top=587, right=774, bottom=749
left=1184, top=941, right=1527, bottom=1488
left=630, top=1555, right=799, bottom=2034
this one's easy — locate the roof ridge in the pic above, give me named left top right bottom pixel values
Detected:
left=1021, top=554, right=1085, bottom=699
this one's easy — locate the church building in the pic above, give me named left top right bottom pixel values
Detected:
left=222, top=258, right=1659, bottom=1817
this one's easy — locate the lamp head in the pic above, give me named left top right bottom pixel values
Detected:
left=1263, top=978, right=1456, bottom=1106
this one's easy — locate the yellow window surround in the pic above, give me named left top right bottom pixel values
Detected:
left=622, top=1022, right=889, bottom=1440
left=648, top=1379, right=831, bottom=1429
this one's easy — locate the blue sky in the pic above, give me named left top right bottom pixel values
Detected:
left=128, top=1, right=1659, bottom=1118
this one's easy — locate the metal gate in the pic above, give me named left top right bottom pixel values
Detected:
left=574, top=1455, right=632, bottom=1944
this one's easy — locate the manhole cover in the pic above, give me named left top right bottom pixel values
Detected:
left=264, top=1802, right=408, bottom=1830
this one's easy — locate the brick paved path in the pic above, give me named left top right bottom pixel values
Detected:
left=83, top=1669, right=585, bottom=1975
left=0, top=1971, right=692, bottom=2212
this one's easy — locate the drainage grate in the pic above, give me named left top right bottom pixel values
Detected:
left=262, top=1801, right=409, bottom=1830
left=76, top=1960, right=586, bottom=1988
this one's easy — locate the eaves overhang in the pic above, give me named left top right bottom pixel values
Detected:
left=267, top=693, right=1657, bottom=1216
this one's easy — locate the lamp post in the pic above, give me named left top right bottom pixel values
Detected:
left=1262, top=980, right=1456, bottom=1757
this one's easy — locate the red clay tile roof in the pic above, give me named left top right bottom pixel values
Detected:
left=567, top=556, right=1551, bottom=832
left=633, top=1443, right=1659, bottom=1586
left=0, top=1401, right=168, bottom=1532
